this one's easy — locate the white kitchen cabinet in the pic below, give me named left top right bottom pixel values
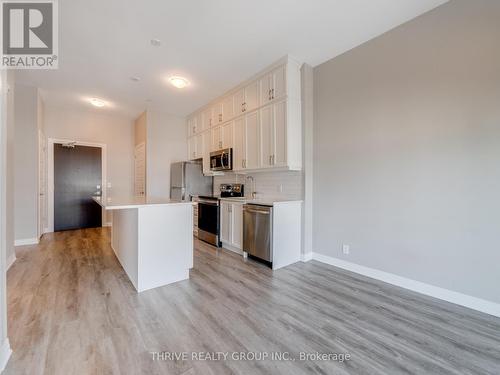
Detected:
left=211, top=126, right=222, bottom=151
left=188, top=136, right=196, bottom=160
left=222, top=121, right=233, bottom=149
left=245, top=110, right=260, bottom=170
left=260, top=65, right=286, bottom=105
left=202, top=107, right=213, bottom=130
left=201, top=130, right=212, bottom=174
left=220, top=200, right=243, bottom=251
left=186, top=56, right=303, bottom=172
left=222, top=95, right=234, bottom=122
left=195, top=133, right=203, bottom=159
left=233, top=117, right=245, bottom=171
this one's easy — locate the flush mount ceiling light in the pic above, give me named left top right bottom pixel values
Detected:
left=89, top=98, right=106, bottom=107
left=169, top=76, right=189, bottom=89
left=150, top=38, right=161, bottom=47
left=130, top=76, right=141, bottom=82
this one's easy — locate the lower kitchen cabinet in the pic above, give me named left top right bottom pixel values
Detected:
left=220, top=201, right=243, bottom=252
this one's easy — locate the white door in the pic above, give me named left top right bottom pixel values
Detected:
left=231, top=203, right=243, bottom=249
left=245, top=80, right=260, bottom=112
left=274, top=100, right=287, bottom=166
left=220, top=201, right=231, bottom=243
left=260, top=104, right=273, bottom=168
left=260, top=74, right=272, bottom=105
left=233, top=117, right=245, bottom=171
left=222, top=95, right=234, bottom=122
left=202, top=108, right=212, bottom=131
left=188, top=137, right=196, bottom=160
left=195, top=133, right=204, bottom=158
left=272, top=65, right=286, bottom=100
left=134, top=142, right=146, bottom=196
left=234, top=89, right=245, bottom=115
left=245, top=111, right=260, bottom=169
left=211, top=126, right=222, bottom=151
left=222, top=121, right=233, bottom=149
left=213, top=102, right=223, bottom=125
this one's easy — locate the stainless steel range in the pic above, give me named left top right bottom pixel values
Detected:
left=197, top=184, right=244, bottom=247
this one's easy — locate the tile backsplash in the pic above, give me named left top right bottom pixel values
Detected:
left=214, top=170, right=303, bottom=200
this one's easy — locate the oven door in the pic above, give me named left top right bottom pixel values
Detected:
left=197, top=200, right=220, bottom=246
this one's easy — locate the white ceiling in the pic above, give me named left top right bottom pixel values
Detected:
left=16, top=0, right=447, bottom=119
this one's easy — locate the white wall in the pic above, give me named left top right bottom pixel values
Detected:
left=44, top=106, right=135, bottom=224
left=313, top=0, right=500, bottom=304
left=14, top=85, right=39, bottom=242
left=5, top=74, right=15, bottom=265
left=214, top=170, right=303, bottom=201
left=145, top=110, right=186, bottom=199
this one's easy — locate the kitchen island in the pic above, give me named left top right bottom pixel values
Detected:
left=93, top=196, right=193, bottom=292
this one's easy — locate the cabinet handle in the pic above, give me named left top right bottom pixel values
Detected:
left=272, top=155, right=275, bottom=165
left=219, top=114, right=222, bottom=122
left=269, top=155, right=272, bottom=165
left=268, top=89, right=271, bottom=101
left=272, top=88, right=275, bottom=99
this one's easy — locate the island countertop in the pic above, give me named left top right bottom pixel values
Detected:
left=92, top=196, right=194, bottom=210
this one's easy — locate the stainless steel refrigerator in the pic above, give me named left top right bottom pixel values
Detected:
left=170, top=161, right=213, bottom=201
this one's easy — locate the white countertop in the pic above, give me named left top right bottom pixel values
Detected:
left=218, top=197, right=303, bottom=206
left=93, top=196, right=194, bottom=210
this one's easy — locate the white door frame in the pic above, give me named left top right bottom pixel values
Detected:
left=47, top=138, right=107, bottom=233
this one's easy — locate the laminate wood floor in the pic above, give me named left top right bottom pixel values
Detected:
left=5, top=228, right=500, bottom=375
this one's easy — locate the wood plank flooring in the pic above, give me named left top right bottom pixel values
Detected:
left=5, top=228, right=500, bottom=374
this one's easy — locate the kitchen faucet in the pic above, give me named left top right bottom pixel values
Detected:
left=246, top=176, right=257, bottom=199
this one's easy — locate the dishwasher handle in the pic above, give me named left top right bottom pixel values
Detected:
left=243, top=205, right=271, bottom=215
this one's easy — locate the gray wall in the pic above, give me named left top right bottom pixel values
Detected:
left=14, top=85, right=39, bottom=241
left=313, top=0, right=500, bottom=303
left=5, top=73, right=15, bottom=262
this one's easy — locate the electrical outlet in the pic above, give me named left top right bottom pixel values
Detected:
left=278, top=184, right=283, bottom=193
left=342, top=244, right=350, bottom=255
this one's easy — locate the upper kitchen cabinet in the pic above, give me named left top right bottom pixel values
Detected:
left=212, top=102, right=223, bottom=126
left=201, top=107, right=212, bottom=131
left=187, top=55, right=303, bottom=172
left=221, top=95, right=234, bottom=122
left=260, top=65, right=286, bottom=106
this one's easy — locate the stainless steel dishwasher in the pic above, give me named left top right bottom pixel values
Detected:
left=243, top=204, right=273, bottom=265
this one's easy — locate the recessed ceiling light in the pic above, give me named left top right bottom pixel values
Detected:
left=89, top=98, right=106, bottom=107
left=169, top=76, right=189, bottom=89
left=130, top=76, right=141, bottom=82
left=150, top=38, right=161, bottom=47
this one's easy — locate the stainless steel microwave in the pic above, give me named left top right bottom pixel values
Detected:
left=210, top=148, right=232, bottom=171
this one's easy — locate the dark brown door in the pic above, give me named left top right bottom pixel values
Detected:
left=54, top=144, right=102, bottom=231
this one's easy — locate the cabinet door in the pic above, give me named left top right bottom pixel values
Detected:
left=222, top=96, right=234, bottom=122
left=195, top=133, right=204, bottom=159
left=202, top=130, right=212, bottom=174
left=220, top=202, right=231, bottom=244
left=272, top=65, right=286, bottom=100
left=187, top=116, right=196, bottom=136
left=274, top=100, right=287, bottom=166
left=213, top=102, right=223, bottom=125
left=188, top=137, right=196, bottom=160
left=233, top=117, right=245, bottom=171
left=211, top=126, right=222, bottom=151
left=222, top=121, right=233, bottom=149
left=231, top=203, right=243, bottom=249
left=196, top=112, right=203, bottom=132
left=234, top=89, right=245, bottom=115
left=245, top=80, right=260, bottom=112
left=202, top=108, right=212, bottom=131
left=260, top=105, right=273, bottom=168
left=245, top=111, right=260, bottom=169
left=260, top=74, right=272, bottom=105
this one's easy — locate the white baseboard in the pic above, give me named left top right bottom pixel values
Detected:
left=0, top=338, right=12, bottom=372
left=301, top=252, right=313, bottom=262
left=103, top=222, right=112, bottom=227
left=6, top=253, right=16, bottom=271
left=312, top=252, right=500, bottom=318
left=14, top=238, right=39, bottom=246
